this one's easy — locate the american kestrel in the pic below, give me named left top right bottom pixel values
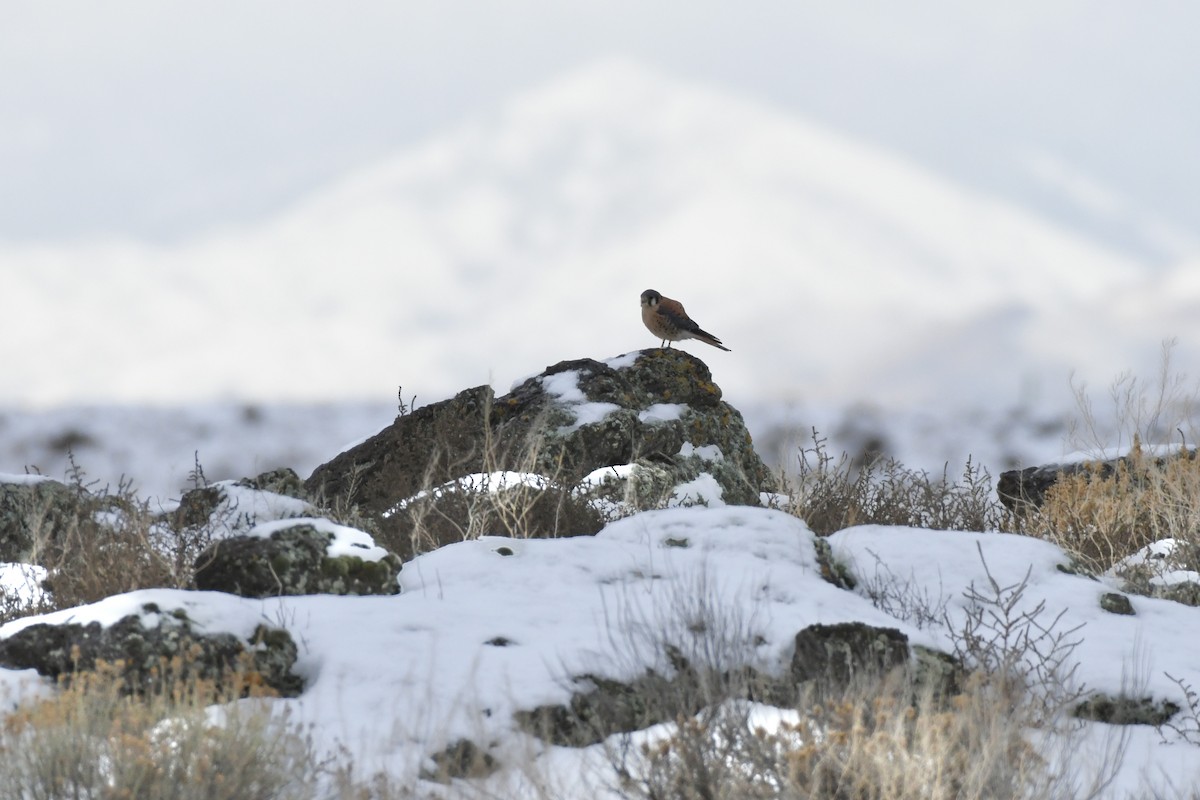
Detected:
left=640, top=289, right=731, bottom=352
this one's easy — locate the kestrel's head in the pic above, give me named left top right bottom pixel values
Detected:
left=640, top=289, right=661, bottom=308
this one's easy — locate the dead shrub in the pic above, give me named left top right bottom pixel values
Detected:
left=780, top=429, right=1012, bottom=536
left=21, top=458, right=231, bottom=613
left=1016, top=445, right=1200, bottom=577
left=376, top=403, right=604, bottom=561
left=0, top=648, right=317, bottom=800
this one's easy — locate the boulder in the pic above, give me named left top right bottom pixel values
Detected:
left=420, top=739, right=500, bottom=783
left=169, top=469, right=313, bottom=534
left=194, top=519, right=401, bottom=598
left=513, top=623, right=949, bottom=748
left=997, top=462, right=1093, bottom=512
left=0, top=602, right=303, bottom=697
left=514, top=645, right=789, bottom=747
left=997, top=448, right=1199, bottom=512
left=1074, top=693, right=1180, bottom=726
left=306, top=350, right=776, bottom=559
left=0, top=475, right=89, bottom=562
left=791, top=622, right=911, bottom=693
left=1099, top=592, right=1135, bottom=615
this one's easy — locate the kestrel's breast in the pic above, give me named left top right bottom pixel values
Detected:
left=643, top=305, right=680, bottom=340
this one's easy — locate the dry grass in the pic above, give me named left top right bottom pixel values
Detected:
left=600, top=544, right=1120, bottom=800
left=0, top=649, right=319, bottom=800
left=1011, top=345, right=1200, bottom=583
left=1017, top=445, right=1200, bottom=578
left=379, top=399, right=603, bottom=561
left=1009, top=342, right=1200, bottom=581
left=621, top=672, right=1045, bottom=800
left=1067, top=339, right=1200, bottom=458
left=4, top=459, right=235, bottom=623
left=777, top=429, right=1012, bottom=536
left=613, top=648, right=1116, bottom=800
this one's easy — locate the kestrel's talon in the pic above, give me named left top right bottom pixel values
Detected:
left=639, top=289, right=731, bottom=352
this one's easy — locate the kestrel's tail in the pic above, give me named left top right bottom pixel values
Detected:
left=693, top=329, right=731, bottom=352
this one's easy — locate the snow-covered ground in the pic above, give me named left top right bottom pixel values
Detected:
left=0, top=362, right=1195, bottom=795
left=0, top=502, right=1196, bottom=797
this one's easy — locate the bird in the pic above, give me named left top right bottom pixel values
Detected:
left=640, top=289, right=731, bottom=351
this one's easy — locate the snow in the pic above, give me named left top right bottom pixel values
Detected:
left=669, top=473, right=726, bottom=508
left=603, top=353, right=639, bottom=371
left=0, top=473, right=54, bottom=486
left=184, top=480, right=315, bottom=538
left=0, top=564, right=47, bottom=608
left=2, top=503, right=1197, bottom=795
left=540, top=370, right=620, bottom=433
left=246, top=518, right=392, bottom=563
left=680, top=442, right=723, bottom=461
left=639, top=403, right=686, bottom=423
left=384, top=471, right=554, bottom=519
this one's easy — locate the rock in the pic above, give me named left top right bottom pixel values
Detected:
left=996, top=463, right=1075, bottom=512
left=0, top=475, right=89, bottom=562
left=170, top=471, right=313, bottom=535
left=194, top=519, right=401, bottom=598
left=791, top=622, right=911, bottom=693
left=514, top=645, right=788, bottom=747
left=1159, top=581, right=1200, bottom=607
left=420, top=739, right=500, bottom=783
left=997, top=448, right=1199, bottom=512
left=812, top=538, right=856, bottom=590
left=234, top=467, right=307, bottom=499
left=306, top=350, right=776, bottom=559
left=1074, top=693, right=1180, bottom=726
left=1099, top=592, right=1135, bottom=615
left=0, top=603, right=303, bottom=697
left=514, top=626, right=953, bottom=748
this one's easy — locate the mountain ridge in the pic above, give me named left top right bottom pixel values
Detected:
left=1, top=57, right=1184, bottom=412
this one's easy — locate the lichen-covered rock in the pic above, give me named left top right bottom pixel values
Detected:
left=235, top=467, right=307, bottom=499
left=791, top=622, right=911, bottom=692
left=0, top=602, right=303, bottom=697
left=514, top=646, right=794, bottom=748
left=514, top=627, right=949, bottom=748
left=194, top=519, right=401, bottom=598
left=0, top=475, right=88, bottom=562
left=1075, top=693, right=1180, bottom=725
left=306, top=350, right=776, bottom=559
left=1100, top=592, right=1135, bottom=615
left=170, top=471, right=313, bottom=535
left=1111, top=540, right=1200, bottom=606
left=420, top=739, right=500, bottom=783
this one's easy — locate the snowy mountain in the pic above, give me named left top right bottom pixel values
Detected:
left=1, top=58, right=1191, bottom=416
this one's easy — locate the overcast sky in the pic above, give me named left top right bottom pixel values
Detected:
left=2, top=1, right=1197, bottom=259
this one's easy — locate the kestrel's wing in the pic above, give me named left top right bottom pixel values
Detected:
left=656, top=303, right=701, bottom=334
